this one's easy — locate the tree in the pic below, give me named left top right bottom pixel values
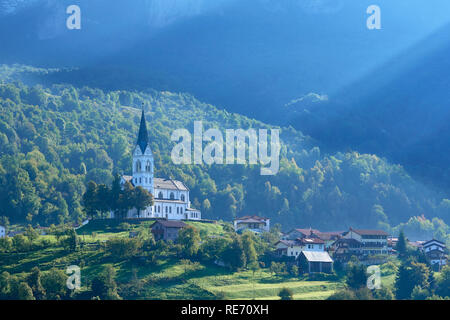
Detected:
left=110, top=174, right=125, bottom=219
left=96, top=184, right=112, bottom=218
left=41, top=269, right=68, bottom=300
left=27, top=267, right=46, bottom=300
left=353, top=288, right=374, bottom=300
left=202, top=199, right=211, bottom=216
left=24, top=225, right=40, bottom=242
left=327, top=289, right=356, bottom=300
left=435, top=265, right=450, bottom=298
left=372, top=287, right=394, bottom=300
left=278, top=287, right=293, bottom=300
left=222, top=235, right=246, bottom=271
left=289, top=265, right=299, bottom=278
left=64, top=229, right=79, bottom=252
left=0, top=272, right=11, bottom=299
left=132, top=186, right=153, bottom=218
left=177, top=226, right=200, bottom=258
left=82, top=181, right=98, bottom=218
left=395, top=260, right=430, bottom=300
left=346, top=262, right=367, bottom=290
left=106, top=237, right=142, bottom=259
left=17, top=282, right=35, bottom=300
left=270, top=262, right=287, bottom=276
left=411, top=285, right=430, bottom=300
left=91, top=265, right=121, bottom=300
left=0, top=216, right=9, bottom=231
left=396, top=230, right=407, bottom=258
left=200, top=237, right=230, bottom=262
left=241, top=232, right=258, bottom=266
left=12, top=234, right=31, bottom=252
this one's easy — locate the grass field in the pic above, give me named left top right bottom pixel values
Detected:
left=0, top=220, right=400, bottom=300
left=190, top=269, right=345, bottom=300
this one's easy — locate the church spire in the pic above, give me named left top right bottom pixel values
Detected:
left=136, top=105, right=149, bottom=154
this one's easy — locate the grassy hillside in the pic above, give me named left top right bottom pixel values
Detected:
left=0, top=223, right=343, bottom=300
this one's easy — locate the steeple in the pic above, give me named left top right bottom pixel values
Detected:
left=136, top=105, right=149, bottom=154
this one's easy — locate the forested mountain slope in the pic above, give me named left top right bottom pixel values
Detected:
left=0, top=71, right=449, bottom=236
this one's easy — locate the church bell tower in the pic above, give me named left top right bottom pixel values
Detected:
left=132, top=107, right=154, bottom=193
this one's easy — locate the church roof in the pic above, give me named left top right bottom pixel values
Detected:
left=122, top=175, right=189, bottom=191
left=136, top=109, right=150, bottom=154
left=154, top=178, right=189, bottom=191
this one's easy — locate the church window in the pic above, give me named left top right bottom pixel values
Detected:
left=165, top=207, right=168, bottom=214
left=177, top=207, right=179, bottom=214
left=181, top=194, right=185, bottom=202
left=170, top=192, right=175, bottom=200
left=158, top=192, right=163, bottom=199
left=146, top=161, right=151, bottom=172
left=139, top=177, right=142, bottom=184
left=136, top=160, right=141, bottom=172
left=180, top=208, right=183, bottom=214
left=169, top=207, right=172, bottom=213
left=145, top=177, right=147, bottom=183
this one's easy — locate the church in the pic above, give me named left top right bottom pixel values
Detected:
left=110, top=109, right=201, bottom=221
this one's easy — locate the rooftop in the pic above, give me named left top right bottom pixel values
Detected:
left=151, top=220, right=187, bottom=228
left=235, top=215, right=269, bottom=221
left=121, top=176, right=188, bottom=191
left=301, top=251, right=333, bottom=263
left=348, top=228, right=389, bottom=236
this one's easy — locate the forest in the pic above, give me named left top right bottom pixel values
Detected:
left=0, top=66, right=449, bottom=244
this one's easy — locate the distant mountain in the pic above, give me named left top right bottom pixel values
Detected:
left=1, top=0, right=450, bottom=121
left=291, top=23, right=450, bottom=193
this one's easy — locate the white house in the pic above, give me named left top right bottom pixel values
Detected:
left=275, top=240, right=304, bottom=258
left=110, top=109, right=201, bottom=221
left=342, top=228, right=389, bottom=255
left=422, top=239, right=447, bottom=267
left=0, top=225, right=5, bottom=238
left=275, top=237, right=325, bottom=258
left=233, top=215, right=270, bottom=234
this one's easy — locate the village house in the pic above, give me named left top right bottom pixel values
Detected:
left=422, top=239, right=447, bottom=268
left=297, top=251, right=334, bottom=274
left=275, top=237, right=325, bottom=259
left=275, top=239, right=303, bottom=258
left=233, top=215, right=270, bottom=234
left=330, top=238, right=363, bottom=261
left=0, top=225, right=5, bottom=238
left=151, top=220, right=187, bottom=242
left=282, top=227, right=343, bottom=249
left=311, top=231, right=343, bottom=249
left=282, top=228, right=320, bottom=240
left=341, top=228, right=389, bottom=256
